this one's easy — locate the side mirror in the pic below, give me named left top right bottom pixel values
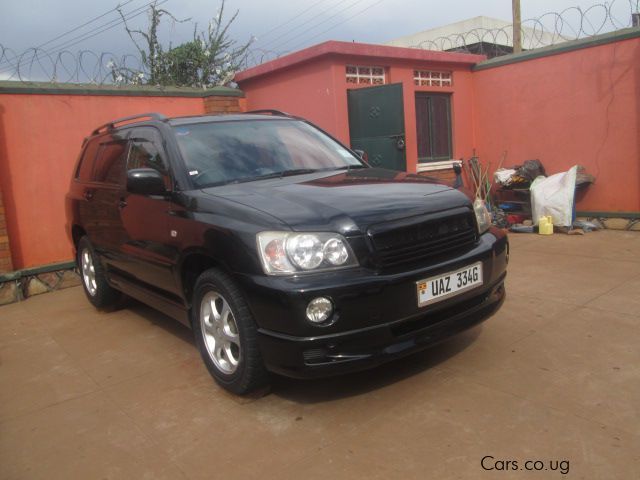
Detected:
left=353, top=149, right=369, bottom=165
left=127, top=168, right=167, bottom=195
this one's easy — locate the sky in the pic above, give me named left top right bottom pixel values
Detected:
left=0, top=0, right=637, bottom=77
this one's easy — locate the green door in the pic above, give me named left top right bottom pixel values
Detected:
left=347, top=83, right=406, bottom=171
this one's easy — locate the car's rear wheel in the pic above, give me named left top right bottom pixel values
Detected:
left=77, top=236, right=121, bottom=308
left=192, top=269, right=270, bottom=394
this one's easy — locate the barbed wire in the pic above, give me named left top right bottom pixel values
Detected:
left=0, top=44, right=148, bottom=84
left=409, top=0, right=639, bottom=57
left=0, top=0, right=638, bottom=86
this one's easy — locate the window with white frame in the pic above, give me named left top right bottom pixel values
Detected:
left=413, top=70, right=453, bottom=87
left=346, top=65, right=385, bottom=85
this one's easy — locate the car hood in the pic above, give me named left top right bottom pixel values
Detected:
left=201, top=168, right=472, bottom=235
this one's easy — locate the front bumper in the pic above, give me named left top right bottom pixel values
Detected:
left=236, top=228, right=508, bottom=378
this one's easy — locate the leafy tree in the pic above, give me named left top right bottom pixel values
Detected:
left=114, top=0, right=252, bottom=88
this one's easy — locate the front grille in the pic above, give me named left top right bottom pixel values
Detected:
left=368, top=210, right=477, bottom=269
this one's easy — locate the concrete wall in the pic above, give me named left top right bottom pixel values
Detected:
left=0, top=85, right=244, bottom=270
left=472, top=33, right=640, bottom=213
left=0, top=186, right=12, bottom=273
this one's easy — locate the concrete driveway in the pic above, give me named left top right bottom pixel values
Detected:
left=1, top=231, right=639, bottom=479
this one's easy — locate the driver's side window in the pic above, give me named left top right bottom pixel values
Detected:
left=127, top=127, right=172, bottom=190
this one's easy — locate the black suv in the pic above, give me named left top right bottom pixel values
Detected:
left=66, top=111, right=508, bottom=394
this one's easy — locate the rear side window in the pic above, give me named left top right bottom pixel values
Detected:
left=92, top=140, right=128, bottom=185
left=75, top=139, right=99, bottom=181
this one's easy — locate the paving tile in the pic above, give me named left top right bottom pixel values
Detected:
left=75, top=324, right=197, bottom=388
left=586, top=275, right=640, bottom=317
left=38, top=298, right=199, bottom=388
left=103, top=358, right=239, bottom=451
left=279, top=376, right=640, bottom=480
left=0, top=302, right=48, bottom=346
left=508, top=307, right=640, bottom=382
left=0, top=335, right=99, bottom=422
left=441, top=306, right=640, bottom=437
left=0, top=391, right=187, bottom=480
left=506, top=249, right=638, bottom=305
left=516, top=230, right=640, bottom=264
left=476, top=292, right=577, bottom=347
left=166, top=364, right=453, bottom=479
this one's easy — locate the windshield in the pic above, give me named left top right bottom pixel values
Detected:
left=173, top=119, right=365, bottom=188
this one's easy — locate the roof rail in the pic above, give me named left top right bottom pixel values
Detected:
left=245, top=109, right=291, bottom=117
left=91, top=112, right=167, bottom=135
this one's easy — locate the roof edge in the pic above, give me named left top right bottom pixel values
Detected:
left=235, top=40, right=485, bottom=83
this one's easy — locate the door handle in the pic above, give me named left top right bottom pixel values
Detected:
left=83, top=189, right=94, bottom=200
left=118, top=198, right=128, bottom=209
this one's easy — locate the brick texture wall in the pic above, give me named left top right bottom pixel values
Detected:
left=0, top=187, right=13, bottom=273
left=203, top=95, right=246, bottom=114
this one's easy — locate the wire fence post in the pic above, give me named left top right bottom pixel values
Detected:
left=512, top=0, right=522, bottom=53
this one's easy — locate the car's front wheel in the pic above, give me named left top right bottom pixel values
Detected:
left=192, top=269, right=270, bottom=394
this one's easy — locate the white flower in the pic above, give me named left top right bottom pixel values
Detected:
left=204, top=49, right=211, bottom=57
left=116, top=75, right=124, bottom=82
left=137, top=72, right=145, bottom=79
left=106, top=60, right=115, bottom=69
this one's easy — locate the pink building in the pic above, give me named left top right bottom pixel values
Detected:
left=235, top=41, right=483, bottom=175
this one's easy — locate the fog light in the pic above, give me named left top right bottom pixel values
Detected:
left=306, top=297, right=333, bottom=324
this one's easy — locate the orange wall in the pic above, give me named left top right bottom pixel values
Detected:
left=241, top=55, right=477, bottom=174
left=238, top=58, right=339, bottom=137
left=0, top=93, right=205, bottom=269
left=472, top=37, right=640, bottom=212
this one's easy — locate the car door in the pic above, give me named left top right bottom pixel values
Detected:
left=80, top=133, right=130, bottom=270
left=118, top=126, right=180, bottom=297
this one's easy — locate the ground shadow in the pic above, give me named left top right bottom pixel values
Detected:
left=113, top=295, right=483, bottom=403
left=117, top=296, right=196, bottom=346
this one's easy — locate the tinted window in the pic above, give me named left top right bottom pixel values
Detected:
left=127, top=128, right=171, bottom=189
left=172, top=119, right=363, bottom=188
left=75, top=138, right=100, bottom=181
left=92, top=140, right=128, bottom=185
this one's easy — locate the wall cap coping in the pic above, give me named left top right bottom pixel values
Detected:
left=0, top=81, right=244, bottom=97
left=473, top=27, right=640, bottom=71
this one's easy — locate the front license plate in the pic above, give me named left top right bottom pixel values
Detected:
left=416, top=262, right=483, bottom=307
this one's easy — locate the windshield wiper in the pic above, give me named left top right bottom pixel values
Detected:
left=331, top=164, right=368, bottom=172
left=279, top=168, right=320, bottom=178
left=233, top=168, right=320, bottom=184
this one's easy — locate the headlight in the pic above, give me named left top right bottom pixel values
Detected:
left=257, top=231, right=358, bottom=275
left=473, top=198, right=492, bottom=234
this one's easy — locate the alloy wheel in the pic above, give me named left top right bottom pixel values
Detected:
left=200, top=291, right=241, bottom=374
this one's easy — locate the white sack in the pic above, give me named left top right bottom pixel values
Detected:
left=494, top=168, right=517, bottom=186
left=530, top=166, right=577, bottom=227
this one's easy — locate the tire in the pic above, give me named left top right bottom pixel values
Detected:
left=192, top=268, right=270, bottom=394
left=77, top=236, right=121, bottom=308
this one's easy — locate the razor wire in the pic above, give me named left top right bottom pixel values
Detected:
left=410, top=0, right=640, bottom=57
left=0, top=44, right=150, bottom=85
left=0, top=0, right=638, bottom=85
